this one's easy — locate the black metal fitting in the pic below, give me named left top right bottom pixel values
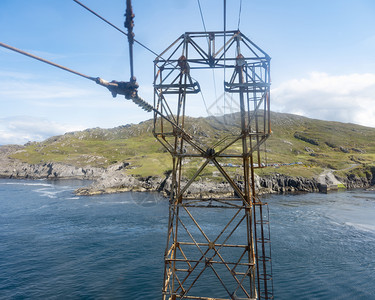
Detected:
left=206, top=147, right=216, bottom=157
left=95, top=77, right=139, bottom=99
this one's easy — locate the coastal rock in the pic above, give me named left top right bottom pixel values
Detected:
left=0, top=160, right=102, bottom=180
left=2, top=144, right=375, bottom=197
left=336, top=172, right=375, bottom=189
left=75, top=171, right=165, bottom=196
left=0, top=145, right=102, bottom=180
left=258, top=174, right=319, bottom=194
left=159, top=177, right=233, bottom=198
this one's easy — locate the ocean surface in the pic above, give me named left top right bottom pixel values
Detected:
left=0, top=178, right=374, bottom=299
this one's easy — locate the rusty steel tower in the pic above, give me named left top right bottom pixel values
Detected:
left=0, top=2, right=274, bottom=298
left=153, top=31, right=273, bottom=300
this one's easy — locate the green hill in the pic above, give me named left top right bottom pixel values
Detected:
left=11, top=112, right=375, bottom=180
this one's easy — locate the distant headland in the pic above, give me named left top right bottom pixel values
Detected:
left=1, top=112, right=375, bottom=196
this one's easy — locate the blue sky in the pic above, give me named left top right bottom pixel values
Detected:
left=1, top=0, right=375, bottom=144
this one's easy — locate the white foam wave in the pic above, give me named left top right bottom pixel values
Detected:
left=98, top=201, right=132, bottom=205
left=346, top=222, right=375, bottom=233
left=33, top=188, right=61, bottom=199
left=1, top=182, right=52, bottom=187
left=30, top=204, right=50, bottom=211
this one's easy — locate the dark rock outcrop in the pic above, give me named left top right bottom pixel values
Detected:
left=294, top=132, right=319, bottom=146
left=336, top=168, right=375, bottom=189
left=258, top=174, right=319, bottom=194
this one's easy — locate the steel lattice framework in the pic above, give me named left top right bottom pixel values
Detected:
left=0, top=3, right=274, bottom=299
left=153, top=31, right=273, bottom=300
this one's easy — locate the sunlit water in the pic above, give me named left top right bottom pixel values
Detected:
left=0, top=179, right=374, bottom=299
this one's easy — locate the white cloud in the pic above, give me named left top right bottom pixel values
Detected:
left=0, top=80, right=95, bottom=100
left=272, top=72, right=375, bottom=127
left=0, top=116, right=85, bottom=145
left=23, top=49, right=67, bottom=61
left=362, top=34, right=375, bottom=49
left=0, top=70, right=35, bottom=80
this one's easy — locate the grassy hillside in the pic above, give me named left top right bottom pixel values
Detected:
left=11, top=112, right=375, bottom=179
left=257, top=112, right=375, bottom=178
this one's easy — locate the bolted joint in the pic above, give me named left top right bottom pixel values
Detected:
left=208, top=56, right=215, bottom=67
left=205, top=257, right=212, bottom=267
left=205, top=147, right=215, bottom=158
left=173, top=127, right=192, bottom=141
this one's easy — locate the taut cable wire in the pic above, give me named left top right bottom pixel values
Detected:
left=196, top=0, right=218, bottom=116
left=197, top=0, right=207, bottom=32
left=237, top=0, right=243, bottom=30
left=0, top=41, right=158, bottom=114
left=73, top=0, right=159, bottom=58
left=223, top=0, right=227, bottom=117
left=0, top=41, right=96, bottom=82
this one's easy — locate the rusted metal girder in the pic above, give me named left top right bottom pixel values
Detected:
left=154, top=31, right=273, bottom=300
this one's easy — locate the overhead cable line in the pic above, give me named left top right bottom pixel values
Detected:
left=196, top=0, right=219, bottom=116
left=223, top=0, right=227, bottom=117
left=1, top=4, right=204, bottom=153
left=224, top=0, right=227, bottom=55
left=237, top=0, right=243, bottom=29
left=0, top=41, right=139, bottom=101
left=192, top=75, right=208, bottom=112
left=0, top=42, right=186, bottom=127
left=0, top=41, right=96, bottom=82
left=73, top=0, right=159, bottom=58
left=0, top=41, right=157, bottom=113
left=197, top=0, right=207, bottom=32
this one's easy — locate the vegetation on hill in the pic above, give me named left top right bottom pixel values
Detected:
left=11, top=112, right=375, bottom=180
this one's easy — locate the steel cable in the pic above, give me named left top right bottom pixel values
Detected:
left=0, top=41, right=96, bottom=82
left=73, top=0, right=177, bottom=71
left=223, top=0, right=227, bottom=117
left=73, top=0, right=159, bottom=58
left=237, top=0, right=243, bottom=30
left=197, top=0, right=207, bottom=32
left=196, top=0, right=219, bottom=118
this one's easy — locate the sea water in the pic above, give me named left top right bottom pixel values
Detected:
left=0, top=178, right=374, bottom=299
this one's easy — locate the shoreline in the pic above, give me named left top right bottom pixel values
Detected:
left=1, top=145, right=374, bottom=197
left=0, top=162, right=373, bottom=197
